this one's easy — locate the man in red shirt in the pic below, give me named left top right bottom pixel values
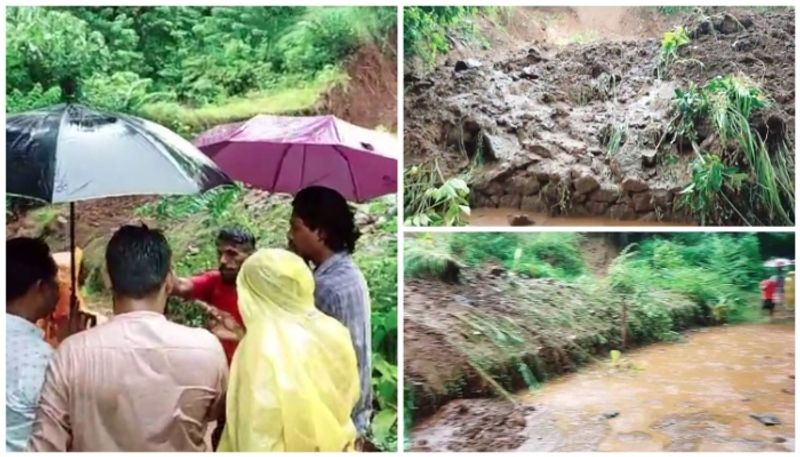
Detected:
left=761, top=276, right=778, bottom=317
left=171, top=226, right=255, bottom=364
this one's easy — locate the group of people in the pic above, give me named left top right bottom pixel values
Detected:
left=7, top=186, right=373, bottom=452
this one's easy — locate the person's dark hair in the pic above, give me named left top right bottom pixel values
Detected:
left=217, top=225, right=256, bottom=250
left=106, top=225, right=172, bottom=299
left=292, top=186, right=360, bottom=253
left=7, top=237, right=57, bottom=303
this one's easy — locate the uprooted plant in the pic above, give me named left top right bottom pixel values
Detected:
left=671, top=74, right=794, bottom=225
left=404, top=162, right=471, bottom=226
left=658, top=26, right=692, bottom=79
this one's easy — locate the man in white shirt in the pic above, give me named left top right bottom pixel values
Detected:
left=6, top=237, right=60, bottom=451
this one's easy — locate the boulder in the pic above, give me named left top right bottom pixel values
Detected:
left=454, top=59, right=483, bottom=72
left=574, top=174, right=600, bottom=195
left=632, top=192, right=654, bottom=212
left=622, top=177, right=649, bottom=193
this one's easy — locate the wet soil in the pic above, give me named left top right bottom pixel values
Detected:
left=320, top=37, right=398, bottom=130
left=404, top=7, right=795, bottom=225
left=404, top=267, right=701, bottom=422
left=412, top=323, right=795, bottom=452
left=469, top=207, right=695, bottom=227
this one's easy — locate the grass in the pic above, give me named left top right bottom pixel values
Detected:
left=140, top=67, right=348, bottom=137
left=673, top=74, right=794, bottom=225
left=606, top=125, right=627, bottom=157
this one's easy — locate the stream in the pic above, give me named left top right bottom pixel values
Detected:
left=413, top=322, right=795, bottom=452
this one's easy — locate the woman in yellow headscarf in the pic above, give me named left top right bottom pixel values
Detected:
left=217, top=248, right=360, bottom=452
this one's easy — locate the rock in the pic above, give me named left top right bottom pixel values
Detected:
left=574, top=175, right=600, bottom=195
left=586, top=201, right=608, bottom=215
left=749, top=413, right=781, bottom=426
left=510, top=175, right=540, bottom=196
left=535, top=171, right=551, bottom=183
left=454, top=59, right=483, bottom=72
left=609, top=203, right=636, bottom=220
left=693, top=19, right=713, bottom=37
left=790, top=375, right=795, bottom=380
left=733, top=38, right=755, bottom=52
left=521, top=196, right=548, bottom=212
left=632, top=193, right=654, bottom=212
left=719, top=14, right=744, bottom=34
left=471, top=192, right=498, bottom=208
left=590, top=185, right=620, bottom=203
left=508, top=214, right=535, bottom=226
left=652, top=190, right=671, bottom=210
left=488, top=266, right=505, bottom=277
left=499, top=193, right=522, bottom=209
left=774, top=437, right=787, bottom=444
left=603, top=411, right=620, bottom=419
left=641, top=149, right=658, bottom=167
left=525, top=143, right=553, bottom=159
left=457, top=404, right=470, bottom=415
left=520, top=66, right=540, bottom=80
left=781, top=387, right=794, bottom=395
left=622, top=177, right=649, bottom=193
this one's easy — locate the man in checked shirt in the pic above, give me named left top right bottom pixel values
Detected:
left=288, top=186, right=373, bottom=447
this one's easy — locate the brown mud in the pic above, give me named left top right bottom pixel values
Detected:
left=404, top=7, right=795, bottom=225
left=412, top=323, right=795, bottom=452
left=469, top=207, right=695, bottom=227
left=404, top=264, right=702, bottom=424
left=320, top=36, right=398, bottom=130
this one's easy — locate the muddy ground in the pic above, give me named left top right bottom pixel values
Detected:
left=404, top=7, right=795, bottom=224
left=404, top=236, right=703, bottom=422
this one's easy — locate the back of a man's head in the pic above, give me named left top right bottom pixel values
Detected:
left=7, top=237, right=57, bottom=303
left=106, top=225, right=172, bottom=299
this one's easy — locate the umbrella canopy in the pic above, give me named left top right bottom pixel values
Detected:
left=764, top=258, right=794, bottom=268
left=7, top=104, right=232, bottom=203
left=194, top=114, right=397, bottom=202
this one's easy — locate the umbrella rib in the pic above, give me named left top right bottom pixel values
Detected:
left=333, top=146, right=360, bottom=202
left=270, top=144, right=293, bottom=192
left=122, top=116, right=195, bottom=190
left=300, top=144, right=307, bottom=189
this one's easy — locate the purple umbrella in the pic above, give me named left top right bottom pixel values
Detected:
left=194, top=115, right=398, bottom=202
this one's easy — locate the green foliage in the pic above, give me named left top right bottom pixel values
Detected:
left=657, top=6, right=696, bottom=16
left=404, top=7, right=498, bottom=65
left=7, top=6, right=394, bottom=135
left=658, top=26, right=691, bottom=79
left=404, top=165, right=470, bottom=227
left=404, top=235, right=459, bottom=280
left=606, top=125, right=627, bottom=157
left=680, top=153, right=747, bottom=225
left=610, top=234, right=768, bottom=326
left=408, top=232, right=586, bottom=281
left=672, top=75, right=794, bottom=225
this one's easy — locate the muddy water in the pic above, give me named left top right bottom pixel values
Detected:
left=414, top=323, right=795, bottom=452
left=469, top=207, right=695, bottom=227
left=518, top=323, right=795, bottom=452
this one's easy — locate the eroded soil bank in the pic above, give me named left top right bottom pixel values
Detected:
left=404, top=7, right=795, bottom=224
left=411, top=322, right=795, bottom=452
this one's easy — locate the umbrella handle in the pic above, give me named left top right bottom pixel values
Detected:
left=68, top=203, right=80, bottom=334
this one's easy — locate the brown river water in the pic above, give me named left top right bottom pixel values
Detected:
left=414, top=322, right=795, bottom=452
left=469, top=207, right=696, bottom=227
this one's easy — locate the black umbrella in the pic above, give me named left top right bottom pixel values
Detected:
left=7, top=104, right=233, bottom=328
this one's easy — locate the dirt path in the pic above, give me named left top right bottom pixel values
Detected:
left=412, top=322, right=795, bottom=452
